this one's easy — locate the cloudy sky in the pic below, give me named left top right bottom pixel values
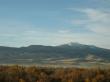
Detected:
left=0, top=0, right=110, bottom=49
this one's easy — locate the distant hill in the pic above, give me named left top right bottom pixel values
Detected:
left=0, top=43, right=110, bottom=67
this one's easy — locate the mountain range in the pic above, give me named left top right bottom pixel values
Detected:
left=0, top=43, right=110, bottom=67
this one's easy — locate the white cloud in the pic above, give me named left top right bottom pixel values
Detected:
left=81, top=8, right=109, bottom=21
left=84, top=9, right=110, bottom=35
left=87, top=24, right=110, bottom=35
left=70, top=8, right=110, bottom=35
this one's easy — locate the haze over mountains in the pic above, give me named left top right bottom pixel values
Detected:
left=0, top=42, right=110, bottom=67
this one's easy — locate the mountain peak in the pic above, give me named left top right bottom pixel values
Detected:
left=68, top=42, right=83, bottom=46
left=59, top=42, right=86, bottom=47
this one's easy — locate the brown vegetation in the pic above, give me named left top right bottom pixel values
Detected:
left=0, top=65, right=110, bottom=82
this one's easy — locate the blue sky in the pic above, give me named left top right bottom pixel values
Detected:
left=0, top=0, right=110, bottom=49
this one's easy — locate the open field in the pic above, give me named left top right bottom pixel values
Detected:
left=0, top=65, right=110, bottom=82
